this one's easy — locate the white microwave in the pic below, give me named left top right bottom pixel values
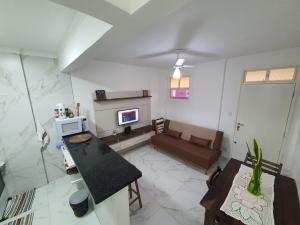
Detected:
left=56, top=116, right=89, bottom=137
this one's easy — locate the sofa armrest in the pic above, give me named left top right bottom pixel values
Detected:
left=212, top=131, right=223, bottom=151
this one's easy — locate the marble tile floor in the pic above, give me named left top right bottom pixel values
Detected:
left=124, top=145, right=229, bottom=225
left=0, top=144, right=228, bottom=225
left=0, top=173, right=100, bottom=225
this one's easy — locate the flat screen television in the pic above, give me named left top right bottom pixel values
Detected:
left=117, top=108, right=139, bottom=126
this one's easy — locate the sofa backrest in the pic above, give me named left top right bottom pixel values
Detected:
left=165, top=119, right=223, bottom=150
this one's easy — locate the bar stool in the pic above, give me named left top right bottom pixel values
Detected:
left=128, top=179, right=142, bottom=208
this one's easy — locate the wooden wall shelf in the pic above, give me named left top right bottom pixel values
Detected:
left=94, top=96, right=152, bottom=102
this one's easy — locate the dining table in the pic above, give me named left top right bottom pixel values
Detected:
left=200, top=158, right=300, bottom=225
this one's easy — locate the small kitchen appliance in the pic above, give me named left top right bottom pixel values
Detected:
left=56, top=116, right=88, bottom=137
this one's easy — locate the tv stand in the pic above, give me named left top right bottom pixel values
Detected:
left=100, top=125, right=155, bottom=152
left=122, top=130, right=136, bottom=136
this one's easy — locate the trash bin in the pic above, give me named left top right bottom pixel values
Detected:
left=69, top=191, right=89, bottom=217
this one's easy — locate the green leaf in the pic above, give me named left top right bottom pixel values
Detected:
left=258, top=147, right=263, bottom=164
left=253, top=139, right=259, bottom=159
left=246, top=142, right=255, bottom=165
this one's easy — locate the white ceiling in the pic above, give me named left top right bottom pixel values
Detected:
left=2, top=0, right=300, bottom=69
left=0, top=0, right=76, bottom=56
left=52, top=0, right=300, bottom=69
left=50, top=0, right=193, bottom=71
left=93, top=0, right=300, bottom=67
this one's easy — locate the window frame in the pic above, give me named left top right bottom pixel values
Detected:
left=243, top=66, right=298, bottom=84
left=170, top=76, right=190, bottom=99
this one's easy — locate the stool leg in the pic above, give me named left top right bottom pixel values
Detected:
left=135, top=180, right=142, bottom=208
left=129, top=184, right=132, bottom=199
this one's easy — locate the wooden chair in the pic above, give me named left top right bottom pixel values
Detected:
left=244, top=152, right=283, bottom=175
left=206, top=165, right=225, bottom=225
left=152, top=118, right=165, bottom=134
left=206, top=166, right=222, bottom=189
left=128, top=179, right=142, bottom=209
left=206, top=167, right=239, bottom=225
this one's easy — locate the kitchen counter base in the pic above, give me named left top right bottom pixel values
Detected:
left=93, top=187, right=129, bottom=225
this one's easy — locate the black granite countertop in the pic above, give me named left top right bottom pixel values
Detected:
left=63, top=132, right=142, bottom=204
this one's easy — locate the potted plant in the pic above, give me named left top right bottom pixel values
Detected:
left=246, top=139, right=262, bottom=196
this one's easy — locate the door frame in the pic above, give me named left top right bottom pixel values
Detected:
left=232, top=66, right=298, bottom=162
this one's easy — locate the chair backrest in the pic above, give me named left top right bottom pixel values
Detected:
left=152, top=118, right=165, bottom=134
left=244, top=152, right=283, bottom=175
left=206, top=166, right=222, bottom=189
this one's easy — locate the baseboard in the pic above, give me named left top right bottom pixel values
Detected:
left=119, top=140, right=151, bottom=155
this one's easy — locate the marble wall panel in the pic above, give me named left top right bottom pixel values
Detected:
left=0, top=53, right=47, bottom=194
left=0, top=53, right=74, bottom=194
left=23, top=55, right=74, bottom=182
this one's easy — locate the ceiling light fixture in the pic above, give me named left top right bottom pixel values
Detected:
left=173, top=67, right=181, bottom=79
left=175, top=58, right=185, bottom=66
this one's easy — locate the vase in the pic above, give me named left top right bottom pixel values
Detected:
left=247, top=165, right=262, bottom=196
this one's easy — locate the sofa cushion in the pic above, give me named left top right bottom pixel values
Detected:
left=189, top=135, right=212, bottom=148
left=165, top=129, right=182, bottom=138
left=151, top=134, right=220, bottom=165
left=168, top=120, right=217, bottom=148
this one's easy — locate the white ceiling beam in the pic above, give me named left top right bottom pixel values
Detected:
left=50, top=0, right=193, bottom=72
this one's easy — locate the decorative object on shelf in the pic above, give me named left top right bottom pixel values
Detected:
left=142, top=90, right=149, bottom=97
left=54, top=104, right=75, bottom=119
left=65, top=108, right=74, bottom=118
left=65, top=108, right=69, bottom=117
left=55, top=103, right=66, bottom=119
left=54, top=108, right=59, bottom=118
left=96, top=90, right=106, bottom=100
left=246, top=138, right=263, bottom=196
left=68, top=111, right=74, bottom=118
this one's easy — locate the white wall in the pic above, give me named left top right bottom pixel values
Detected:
left=284, top=84, right=300, bottom=197
left=162, top=60, right=226, bottom=130
left=71, top=60, right=167, bottom=134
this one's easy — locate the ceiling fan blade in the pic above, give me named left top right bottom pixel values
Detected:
left=175, top=58, right=185, bottom=66
left=137, top=50, right=174, bottom=59
left=185, top=50, right=216, bottom=58
left=182, top=65, right=195, bottom=68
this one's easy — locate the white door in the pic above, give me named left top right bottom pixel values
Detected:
left=233, top=83, right=295, bottom=162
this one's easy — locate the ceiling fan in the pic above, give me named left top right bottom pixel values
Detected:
left=172, top=50, right=194, bottom=79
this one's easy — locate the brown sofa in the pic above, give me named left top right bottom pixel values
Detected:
left=151, top=119, right=223, bottom=174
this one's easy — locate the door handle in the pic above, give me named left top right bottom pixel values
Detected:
left=237, top=122, right=244, bottom=131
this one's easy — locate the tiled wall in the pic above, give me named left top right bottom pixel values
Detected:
left=0, top=53, right=74, bottom=194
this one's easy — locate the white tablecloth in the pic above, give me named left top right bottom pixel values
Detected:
left=220, top=165, right=275, bottom=225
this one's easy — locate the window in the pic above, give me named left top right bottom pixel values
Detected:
left=245, top=70, right=267, bottom=82
left=269, top=68, right=295, bottom=81
left=170, top=76, right=190, bottom=99
left=244, top=67, right=297, bottom=83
